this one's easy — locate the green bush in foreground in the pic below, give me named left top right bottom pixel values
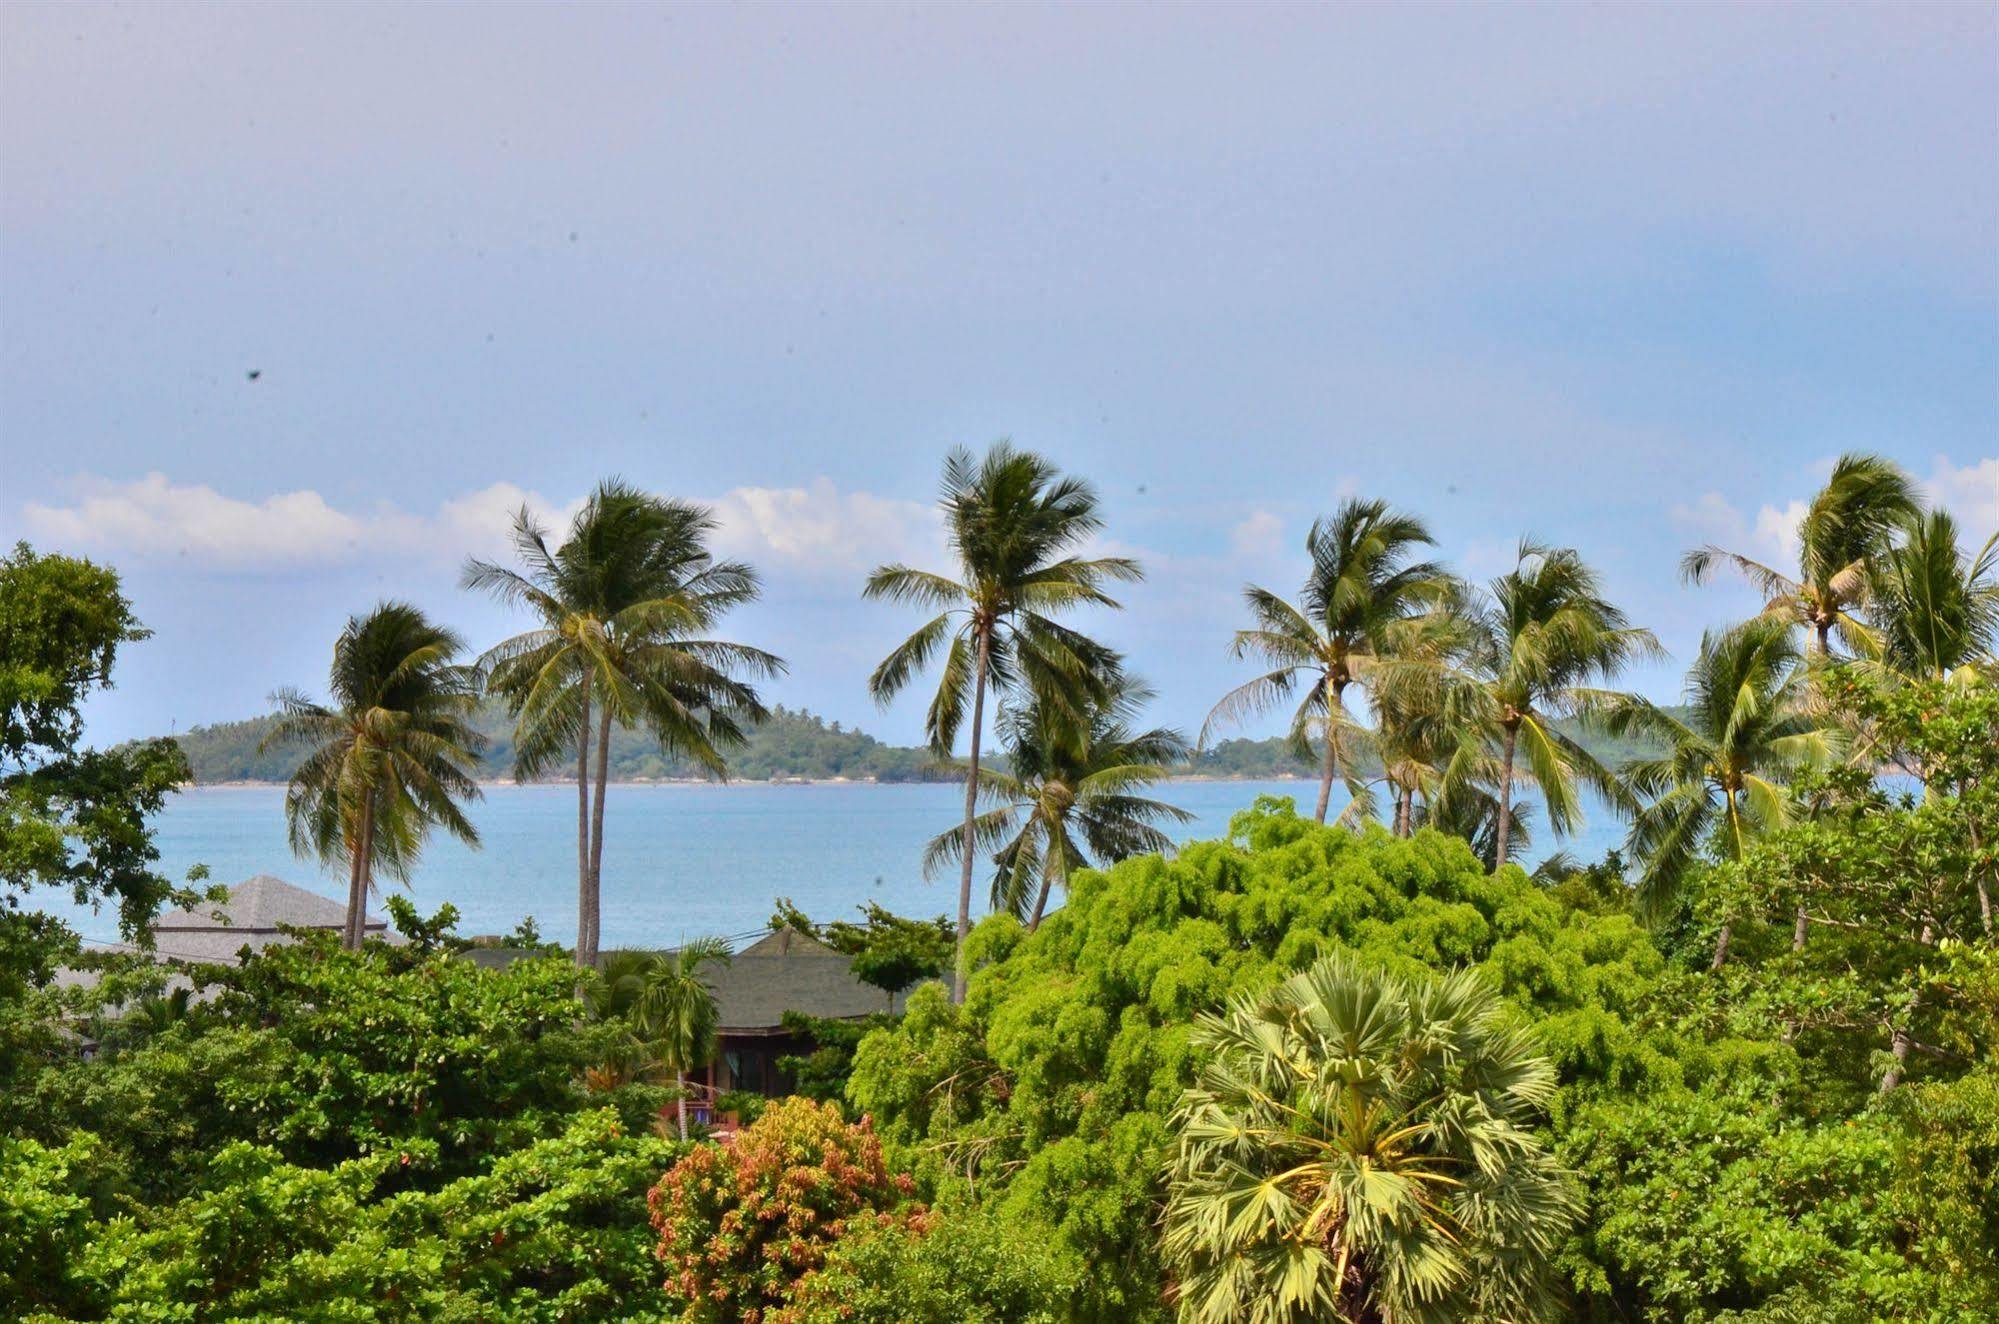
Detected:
left=8, top=1109, right=682, bottom=1322
left=846, top=794, right=1998, bottom=1321
left=1163, top=951, right=1578, bottom=1324
left=850, top=799, right=1679, bottom=1319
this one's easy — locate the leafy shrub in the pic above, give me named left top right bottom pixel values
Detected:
left=848, top=798, right=1678, bottom=1320
left=786, top=1205, right=1079, bottom=1324
left=649, top=1097, right=916, bottom=1323
left=18, top=1108, right=681, bottom=1321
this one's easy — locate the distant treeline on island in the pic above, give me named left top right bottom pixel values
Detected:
left=157, top=702, right=1674, bottom=786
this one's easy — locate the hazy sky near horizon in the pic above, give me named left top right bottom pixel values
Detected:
left=3, top=3, right=1994, bottom=748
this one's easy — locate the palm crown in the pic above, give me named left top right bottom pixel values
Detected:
left=865, top=442, right=1139, bottom=999
left=1203, top=499, right=1451, bottom=824
left=1683, top=452, right=1919, bottom=656
left=923, top=674, right=1191, bottom=929
left=1605, top=616, right=1834, bottom=965
left=1449, top=542, right=1657, bottom=868
left=465, top=480, right=782, bottom=967
left=1162, top=951, right=1578, bottom=1324
left=1866, top=508, right=1999, bottom=684
left=265, top=601, right=485, bottom=949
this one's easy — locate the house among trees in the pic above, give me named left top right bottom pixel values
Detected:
left=94, top=874, right=400, bottom=965
left=465, top=927, right=888, bottom=1103
left=699, top=928, right=885, bottom=1096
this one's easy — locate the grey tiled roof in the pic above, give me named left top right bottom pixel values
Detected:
left=458, top=930, right=895, bottom=1031
left=90, top=875, right=398, bottom=967
left=708, top=930, right=889, bottom=1031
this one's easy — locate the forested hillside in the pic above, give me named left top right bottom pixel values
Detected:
left=160, top=703, right=1674, bottom=784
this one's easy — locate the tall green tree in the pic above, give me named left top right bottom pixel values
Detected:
left=1682, top=452, right=1920, bottom=657
left=922, top=675, right=1191, bottom=930
left=864, top=443, right=1138, bottom=1001
left=1451, top=542, right=1656, bottom=869
left=465, top=481, right=781, bottom=969
left=630, top=937, right=732, bottom=1141
left=1, top=544, right=199, bottom=992
left=1162, top=951, right=1578, bottom=1324
left=265, top=603, right=486, bottom=950
left=1202, top=499, right=1451, bottom=824
left=1605, top=616, right=1834, bottom=968
left=1867, top=508, right=1998, bottom=684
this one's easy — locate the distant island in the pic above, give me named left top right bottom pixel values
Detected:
left=156, top=702, right=1674, bottom=786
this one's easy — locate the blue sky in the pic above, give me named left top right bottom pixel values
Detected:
left=3, top=3, right=1994, bottom=747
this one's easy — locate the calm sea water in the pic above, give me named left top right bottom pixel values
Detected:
left=63, top=781, right=1624, bottom=948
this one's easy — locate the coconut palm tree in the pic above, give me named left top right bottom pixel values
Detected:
left=921, top=674, right=1192, bottom=930
left=865, top=443, right=1139, bottom=1001
left=1451, top=542, right=1658, bottom=869
left=465, top=481, right=783, bottom=970
left=1353, top=606, right=1492, bottom=839
left=1162, top=951, right=1578, bottom=1324
left=631, top=937, right=733, bottom=1140
left=1202, top=499, right=1452, bottom=824
left=1867, top=508, right=1999, bottom=685
left=1604, top=616, right=1835, bottom=969
left=265, top=602, right=485, bottom=950
left=1682, top=452, right=1919, bottom=657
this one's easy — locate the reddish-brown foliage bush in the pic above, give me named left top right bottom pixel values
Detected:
left=648, top=1096, right=919, bottom=1322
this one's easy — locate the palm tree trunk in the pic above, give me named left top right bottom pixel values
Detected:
left=1792, top=907, right=1810, bottom=952
left=1028, top=844, right=1065, bottom=932
left=676, top=1070, right=689, bottom=1140
left=343, top=836, right=368, bottom=951
left=586, top=703, right=614, bottom=970
left=347, top=787, right=377, bottom=952
left=953, top=628, right=992, bottom=1004
left=1712, top=789, right=1744, bottom=971
left=575, top=678, right=594, bottom=970
left=1494, top=723, right=1519, bottom=868
left=1313, top=676, right=1343, bottom=825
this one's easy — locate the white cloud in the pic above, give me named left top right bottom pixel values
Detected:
left=23, top=474, right=375, bottom=566
left=1228, top=509, right=1284, bottom=562
left=1670, top=491, right=1803, bottom=571
left=1925, top=455, right=1999, bottom=536
left=708, top=478, right=943, bottom=577
left=20, top=472, right=938, bottom=578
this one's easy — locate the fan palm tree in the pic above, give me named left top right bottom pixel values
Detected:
left=865, top=443, right=1139, bottom=1001
left=1202, top=499, right=1452, bottom=824
left=264, top=603, right=485, bottom=950
left=1450, top=543, right=1658, bottom=869
left=465, top=481, right=783, bottom=970
left=1604, top=616, right=1835, bottom=969
left=922, top=674, right=1192, bottom=930
left=1162, top=951, right=1578, bottom=1324
left=631, top=937, right=733, bottom=1140
left=1867, top=508, right=1999, bottom=684
left=1682, top=452, right=1919, bottom=657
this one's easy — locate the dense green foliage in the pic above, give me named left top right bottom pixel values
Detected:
left=1, top=545, right=207, bottom=997
left=842, top=791, right=1997, bottom=1321
left=1, top=925, right=691, bottom=1320
left=787, top=1206, right=1079, bottom=1324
